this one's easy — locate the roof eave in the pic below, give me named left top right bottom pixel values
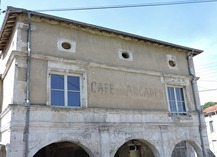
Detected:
left=0, top=7, right=24, bottom=51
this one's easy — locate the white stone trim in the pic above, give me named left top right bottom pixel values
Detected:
left=57, top=38, right=76, bottom=53
left=167, top=54, right=178, bottom=70
left=118, top=49, right=133, bottom=61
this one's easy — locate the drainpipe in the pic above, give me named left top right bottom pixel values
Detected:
left=23, top=12, right=32, bottom=157
left=187, top=51, right=206, bottom=157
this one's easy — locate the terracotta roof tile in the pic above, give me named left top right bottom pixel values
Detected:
left=203, top=105, right=217, bottom=113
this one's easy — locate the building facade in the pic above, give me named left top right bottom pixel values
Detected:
left=204, top=105, right=217, bottom=156
left=0, top=7, right=211, bottom=157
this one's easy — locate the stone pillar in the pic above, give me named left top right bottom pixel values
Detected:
left=159, top=125, right=168, bottom=157
left=99, top=126, right=110, bottom=157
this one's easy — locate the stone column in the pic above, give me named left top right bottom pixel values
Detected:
left=99, top=126, right=110, bottom=157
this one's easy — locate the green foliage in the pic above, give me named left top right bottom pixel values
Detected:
left=201, top=101, right=217, bottom=111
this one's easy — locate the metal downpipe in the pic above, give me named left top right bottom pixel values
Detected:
left=187, top=51, right=206, bottom=157
left=23, top=12, right=32, bottom=157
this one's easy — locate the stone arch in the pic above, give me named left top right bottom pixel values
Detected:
left=29, top=139, right=94, bottom=157
left=170, top=140, right=203, bottom=157
left=113, top=139, right=160, bottom=157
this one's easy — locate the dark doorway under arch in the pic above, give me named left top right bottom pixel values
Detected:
left=0, top=145, right=6, bottom=157
left=115, top=139, right=155, bottom=157
left=33, top=141, right=90, bottom=157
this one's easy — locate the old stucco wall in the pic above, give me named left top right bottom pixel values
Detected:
left=10, top=16, right=195, bottom=111
left=2, top=60, right=15, bottom=111
left=29, top=58, right=47, bottom=104
left=16, top=16, right=189, bottom=76
left=87, top=67, right=166, bottom=110
left=12, top=56, right=194, bottom=111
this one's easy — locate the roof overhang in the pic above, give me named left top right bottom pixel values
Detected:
left=0, top=6, right=203, bottom=55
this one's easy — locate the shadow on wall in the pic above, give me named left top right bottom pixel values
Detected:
left=0, top=145, right=6, bottom=157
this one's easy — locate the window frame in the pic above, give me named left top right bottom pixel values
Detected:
left=209, top=120, right=214, bottom=133
left=167, top=86, right=188, bottom=115
left=49, top=72, right=83, bottom=108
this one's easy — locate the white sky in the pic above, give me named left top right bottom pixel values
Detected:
left=1, top=0, right=217, bottom=105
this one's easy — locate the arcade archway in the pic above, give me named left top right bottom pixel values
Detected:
left=114, top=139, right=155, bottom=157
left=0, top=145, right=6, bottom=157
left=33, top=141, right=90, bottom=157
left=171, top=141, right=202, bottom=157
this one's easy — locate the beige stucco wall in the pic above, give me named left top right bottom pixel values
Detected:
left=87, top=67, right=167, bottom=110
left=13, top=56, right=27, bottom=105
left=29, top=58, right=47, bottom=104
left=2, top=60, right=15, bottom=111
left=8, top=16, right=194, bottom=111
left=10, top=55, right=196, bottom=111
left=16, top=16, right=189, bottom=75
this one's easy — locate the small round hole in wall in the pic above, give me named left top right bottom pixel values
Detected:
left=122, top=52, right=130, bottom=59
left=169, top=60, right=176, bottom=67
left=61, top=42, right=71, bottom=50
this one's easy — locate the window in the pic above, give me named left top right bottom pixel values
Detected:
left=50, top=74, right=81, bottom=107
left=167, top=87, right=186, bottom=114
left=57, top=38, right=76, bottom=53
left=118, top=49, right=133, bottom=61
left=209, top=121, right=214, bottom=133
left=167, top=54, right=178, bottom=69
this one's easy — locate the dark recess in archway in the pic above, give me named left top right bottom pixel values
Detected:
left=115, top=139, right=155, bottom=157
left=0, top=145, right=6, bottom=157
left=33, top=141, right=89, bottom=157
